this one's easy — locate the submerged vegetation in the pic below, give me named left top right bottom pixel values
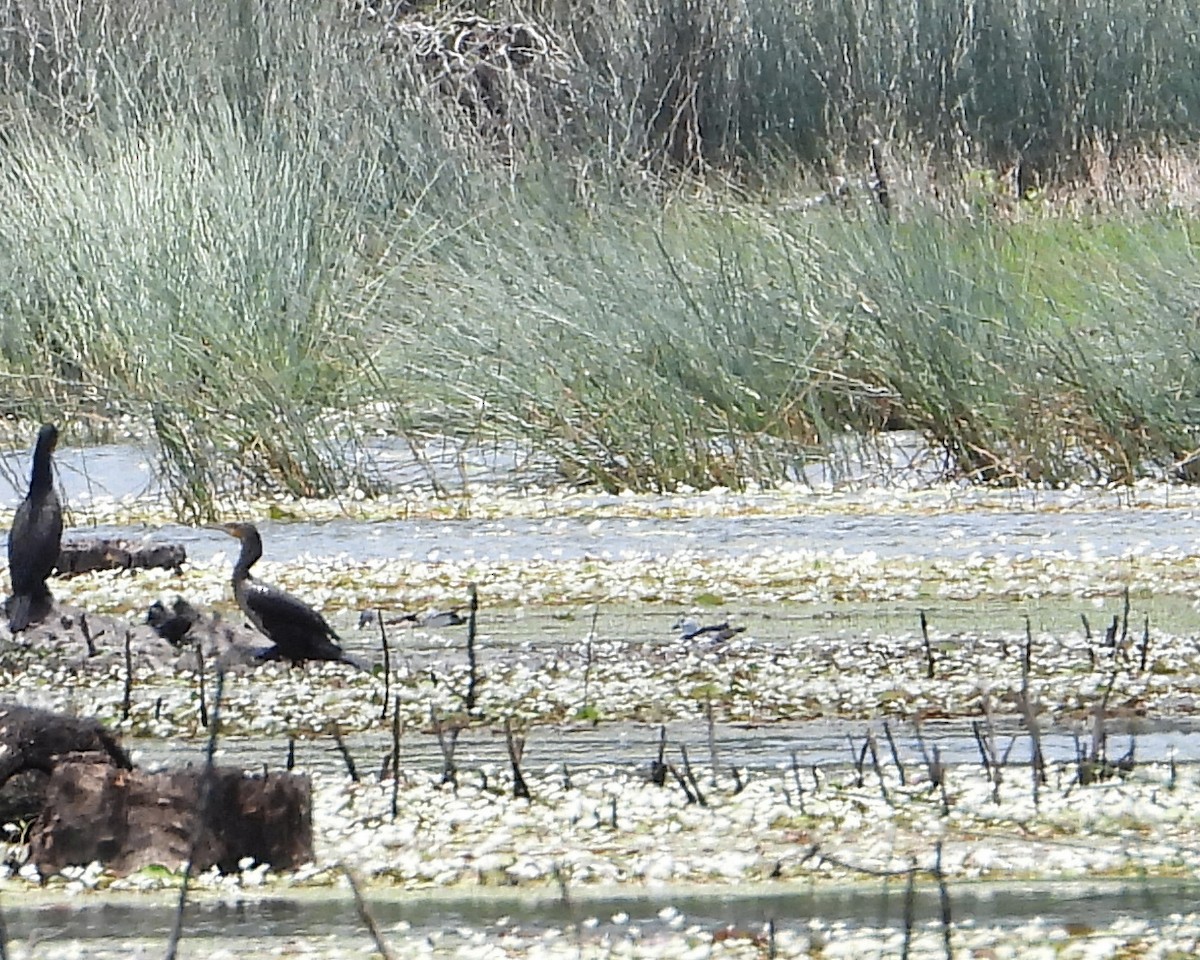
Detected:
left=0, top=0, right=1198, bottom=515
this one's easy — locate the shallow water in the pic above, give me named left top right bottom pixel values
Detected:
left=5, top=438, right=1200, bottom=950
left=0, top=435, right=1193, bottom=569
left=0, top=433, right=1192, bottom=615
left=128, top=712, right=1198, bottom=786
left=12, top=879, right=1200, bottom=954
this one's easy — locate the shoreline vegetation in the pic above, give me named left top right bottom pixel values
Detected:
left=0, top=0, right=1198, bottom=519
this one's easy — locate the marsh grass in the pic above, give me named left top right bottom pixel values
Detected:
left=0, top=0, right=1197, bottom=512
left=368, top=180, right=1200, bottom=492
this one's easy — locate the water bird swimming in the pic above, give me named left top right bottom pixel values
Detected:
left=216, top=521, right=369, bottom=670
left=7, top=424, right=63, bottom=633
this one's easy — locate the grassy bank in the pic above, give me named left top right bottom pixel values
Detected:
left=0, top=0, right=1197, bottom=516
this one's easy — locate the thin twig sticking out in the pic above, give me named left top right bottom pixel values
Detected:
left=80, top=611, right=101, bottom=657
left=919, top=611, right=935, bottom=679
left=390, top=696, right=402, bottom=820
left=935, top=840, right=953, bottom=960
left=464, top=584, right=479, bottom=714
left=1021, top=616, right=1033, bottom=693
left=121, top=630, right=134, bottom=721
left=799, top=843, right=913, bottom=878
left=668, top=762, right=696, bottom=804
left=583, top=605, right=598, bottom=716
left=1090, top=696, right=1107, bottom=766
left=788, top=751, right=805, bottom=814
left=882, top=721, right=906, bottom=786
left=901, top=857, right=917, bottom=960
left=1015, top=691, right=1045, bottom=808
left=1118, top=584, right=1131, bottom=653
left=553, top=862, right=573, bottom=915
left=342, top=865, right=397, bottom=960
left=504, top=718, right=531, bottom=800
left=914, top=723, right=948, bottom=815
left=864, top=730, right=890, bottom=804
left=679, top=745, right=707, bottom=807
left=850, top=735, right=867, bottom=788
left=730, top=766, right=746, bottom=795
left=705, top=695, right=720, bottom=787
left=164, top=669, right=226, bottom=960
left=650, top=725, right=668, bottom=786
left=196, top=645, right=208, bottom=730
left=377, top=609, right=390, bottom=721
left=1138, top=615, right=1151, bottom=674
left=432, top=707, right=460, bottom=788
left=332, top=724, right=360, bottom=782
left=975, top=691, right=1003, bottom=803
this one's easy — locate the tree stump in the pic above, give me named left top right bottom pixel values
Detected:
left=30, top=762, right=313, bottom=876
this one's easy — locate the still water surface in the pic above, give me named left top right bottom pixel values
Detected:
left=3, top=438, right=1200, bottom=950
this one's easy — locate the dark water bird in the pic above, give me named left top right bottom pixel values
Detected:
left=217, top=521, right=369, bottom=670
left=146, top=596, right=201, bottom=646
left=7, top=424, right=63, bottom=633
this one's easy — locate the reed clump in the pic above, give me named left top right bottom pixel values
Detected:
left=0, top=0, right=1196, bottom=513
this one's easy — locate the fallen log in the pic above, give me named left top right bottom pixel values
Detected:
left=30, top=762, right=313, bottom=876
left=56, top=538, right=186, bottom=576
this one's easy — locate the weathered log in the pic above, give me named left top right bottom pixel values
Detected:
left=30, top=762, right=313, bottom=876
left=0, top=703, right=131, bottom=790
left=55, top=538, right=186, bottom=577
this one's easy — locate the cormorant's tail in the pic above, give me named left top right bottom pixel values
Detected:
left=340, top=652, right=372, bottom=673
left=7, top=589, right=52, bottom=633
left=6, top=594, right=31, bottom=633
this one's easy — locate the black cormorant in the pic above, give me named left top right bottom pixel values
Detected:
left=7, top=424, right=63, bottom=633
left=146, top=596, right=201, bottom=646
left=217, top=521, right=369, bottom=670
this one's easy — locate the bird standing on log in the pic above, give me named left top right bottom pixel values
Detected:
left=216, top=521, right=369, bottom=670
left=7, top=424, right=63, bottom=633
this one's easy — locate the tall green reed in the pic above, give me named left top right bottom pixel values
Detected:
left=0, top=0, right=1196, bottom=513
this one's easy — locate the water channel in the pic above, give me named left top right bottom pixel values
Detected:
left=4, top=437, right=1200, bottom=953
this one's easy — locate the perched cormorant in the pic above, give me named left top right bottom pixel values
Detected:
left=217, top=521, right=369, bottom=670
left=7, top=424, right=63, bottom=633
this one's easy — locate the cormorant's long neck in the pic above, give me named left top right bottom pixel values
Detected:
left=29, top=435, right=55, bottom=496
left=233, top=534, right=263, bottom=582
